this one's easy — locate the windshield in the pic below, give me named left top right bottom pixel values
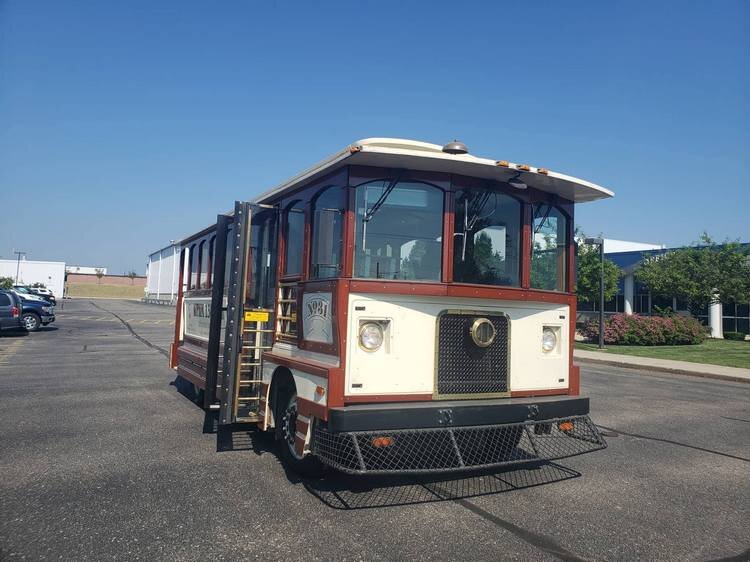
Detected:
left=453, top=189, right=521, bottom=286
left=354, top=180, right=443, bottom=281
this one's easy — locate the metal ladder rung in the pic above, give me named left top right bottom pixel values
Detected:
left=239, top=380, right=263, bottom=386
left=237, top=396, right=261, bottom=402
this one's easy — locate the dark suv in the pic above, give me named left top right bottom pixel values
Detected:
left=19, top=298, right=55, bottom=332
left=0, top=289, right=24, bottom=333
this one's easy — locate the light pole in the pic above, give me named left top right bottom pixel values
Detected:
left=13, top=251, right=26, bottom=285
left=584, top=238, right=605, bottom=349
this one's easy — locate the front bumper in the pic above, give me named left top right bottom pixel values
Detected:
left=313, top=397, right=606, bottom=474
left=41, top=315, right=55, bottom=324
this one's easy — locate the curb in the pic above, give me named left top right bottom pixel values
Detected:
left=576, top=356, right=750, bottom=384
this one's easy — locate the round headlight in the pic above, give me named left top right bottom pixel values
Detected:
left=359, top=322, right=384, bottom=351
left=542, top=328, right=557, bottom=353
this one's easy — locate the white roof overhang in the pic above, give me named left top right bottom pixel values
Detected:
left=252, top=138, right=614, bottom=204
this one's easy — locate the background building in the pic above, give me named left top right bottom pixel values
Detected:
left=578, top=241, right=750, bottom=339
left=0, top=258, right=66, bottom=298
left=66, top=265, right=108, bottom=275
left=144, top=242, right=181, bottom=304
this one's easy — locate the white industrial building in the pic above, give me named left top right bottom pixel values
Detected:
left=65, top=265, right=108, bottom=275
left=0, top=258, right=66, bottom=299
left=144, top=243, right=181, bottom=304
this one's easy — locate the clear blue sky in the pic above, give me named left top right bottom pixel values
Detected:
left=1, top=1, right=748, bottom=274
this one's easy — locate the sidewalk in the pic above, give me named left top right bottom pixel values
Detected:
left=574, top=349, right=750, bottom=383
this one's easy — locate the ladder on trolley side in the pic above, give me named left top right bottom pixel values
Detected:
left=216, top=200, right=274, bottom=425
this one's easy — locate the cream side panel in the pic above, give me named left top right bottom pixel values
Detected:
left=345, top=293, right=569, bottom=396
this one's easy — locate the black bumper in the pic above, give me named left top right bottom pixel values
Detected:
left=327, top=396, right=589, bottom=433
left=314, top=397, right=606, bottom=475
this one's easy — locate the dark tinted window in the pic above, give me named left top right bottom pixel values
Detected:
left=0, top=294, right=10, bottom=306
left=283, top=202, right=305, bottom=277
left=453, top=189, right=520, bottom=286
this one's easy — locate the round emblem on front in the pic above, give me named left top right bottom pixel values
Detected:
left=470, top=317, right=496, bottom=348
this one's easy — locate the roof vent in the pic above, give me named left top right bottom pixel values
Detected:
left=442, top=140, right=468, bottom=155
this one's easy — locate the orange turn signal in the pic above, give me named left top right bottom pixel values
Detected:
left=315, top=385, right=325, bottom=397
left=558, top=421, right=574, bottom=432
left=371, top=436, right=394, bottom=448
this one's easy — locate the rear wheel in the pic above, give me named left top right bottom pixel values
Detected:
left=21, top=313, right=40, bottom=332
left=276, top=387, right=325, bottom=477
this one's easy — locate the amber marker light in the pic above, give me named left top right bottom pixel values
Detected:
left=315, top=385, right=326, bottom=397
left=496, top=160, right=510, bottom=167
left=558, top=421, right=575, bottom=432
left=371, top=436, right=394, bottom=448
left=537, top=167, right=549, bottom=175
left=516, top=164, right=531, bottom=171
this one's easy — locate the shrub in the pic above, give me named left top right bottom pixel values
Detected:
left=582, top=314, right=707, bottom=346
left=724, top=331, right=748, bottom=341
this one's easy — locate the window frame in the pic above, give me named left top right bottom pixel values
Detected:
left=451, top=185, right=524, bottom=288
left=352, top=177, right=446, bottom=282
left=529, top=203, right=571, bottom=293
left=309, top=184, right=346, bottom=280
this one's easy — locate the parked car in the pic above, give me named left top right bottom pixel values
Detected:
left=11, top=286, right=52, bottom=305
left=23, top=286, right=57, bottom=305
left=0, top=289, right=24, bottom=333
left=19, top=298, right=55, bottom=332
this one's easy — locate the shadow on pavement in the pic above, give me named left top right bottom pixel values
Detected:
left=303, top=461, right=580, bottom=510
left=168, top=375, right=581, bottom=509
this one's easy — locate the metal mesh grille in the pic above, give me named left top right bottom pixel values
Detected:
left=313, top=415, right=605, bottom=475
left=437, top=313, right=509, bottom=396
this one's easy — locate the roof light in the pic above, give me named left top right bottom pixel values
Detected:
left=442, top=140, right=469, bottom=155
left=538, top=167, right=549, bottom=175
left=496, top=160, right=510, bottom=167
left=516, top=164, right=531, bottom=171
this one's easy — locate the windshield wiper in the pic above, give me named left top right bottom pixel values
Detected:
left=363, top=170, right=405, bottom=222
left=533, top=203, right=553, bottom=234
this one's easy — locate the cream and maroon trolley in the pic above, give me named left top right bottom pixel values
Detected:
left=170, top=138, right=609, bottom=475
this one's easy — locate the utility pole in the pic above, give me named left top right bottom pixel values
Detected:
left=14, top=251, right=26, bottom=285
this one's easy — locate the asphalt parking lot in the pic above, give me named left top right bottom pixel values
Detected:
left=1, top=300, right=748, bottom=561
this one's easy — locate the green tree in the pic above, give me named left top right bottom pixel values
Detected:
left=636, top=233, right=750, bottom=314
left=0, top=276, right=13, bottom=289
left=125, top=270, right=138, bottom=285
left=576, top=240, right=621, bottom=304
left=95, top=268, right=105, bottom=284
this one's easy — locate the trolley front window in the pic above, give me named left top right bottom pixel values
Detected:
left=453, top=189, right=521, bottom=287
left=530, top=204, right=568, bottom=292
left=354, top=180, right=443, bottom=281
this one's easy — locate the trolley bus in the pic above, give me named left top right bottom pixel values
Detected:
left=170, top=138, right=609, bottom=475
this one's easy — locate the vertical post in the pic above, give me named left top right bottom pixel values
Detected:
left=623, top=273, right=634, bottom=315
left=14, top=251, right=25, bottom=284
left=599, top=240, right=604, bottom=349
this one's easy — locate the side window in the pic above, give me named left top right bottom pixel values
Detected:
left=207, top=236, right=216, bottom=288
left=199, top=240, right=208, bottom=288
left=189, top=244, right=198, bottom=289
left=310, top=186, right=345, bottom=279
left=283, top=201, right=305, bottom=277
left=531, top=204, right=568, bottom=292
left=0, top=294, right=10, bottom=306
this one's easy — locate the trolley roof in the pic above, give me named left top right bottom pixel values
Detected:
left=252, top=138, right=614, bottom=204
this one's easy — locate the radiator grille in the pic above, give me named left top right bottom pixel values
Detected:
left=436, top=312, right=509, bottom=397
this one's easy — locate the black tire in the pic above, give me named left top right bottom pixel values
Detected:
left=275, top=386, right=325, bottom=477
left=21, top=312, right=41, bottom=332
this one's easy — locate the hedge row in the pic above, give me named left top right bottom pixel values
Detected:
left=582, top=313, right=707, bottom=346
